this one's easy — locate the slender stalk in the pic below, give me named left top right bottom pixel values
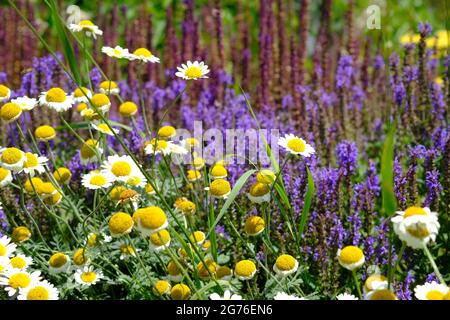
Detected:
left=423, top=244, right=447, bottom=286
left=352, top=270, right=363, bottom=299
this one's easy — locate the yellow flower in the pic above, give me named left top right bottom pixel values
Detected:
left=0, top=84, right=11, bottom=102
left=189, top=231, right=206, bottom=245
left=216, top=266, right=233, bottom=280
left=23, top=177, right=43, bottom=194
left=256, top=169, right=276, bottom=184
left=99, top=81, right=119, bottom=95
left=149, top=229, right=171, bottom=251
left=171, top=283, right=191, bottom=300
left=210, top=164, right=228, bottom=179
left=186, top=169, right=202, bottom=182
left=197, top=259, right=217, bottom=279
left=0, top=147, right=25, bottom=172
left=72, top=248, right=89, bottom=267
left=273, top=254, right=298, bottom=276
left=110, top=186, right=127, bottom=201
left=244, top=216, right=265, bottom=236
left=234, top=260, right=257, bottom=280
left=158, top=126, right=176, bottom=139
left=176, top=61, right=210, bottom=80
left=1, top=102, right=22, bottom=123
left=167, top=260, right=183, bottom=282
left=12, top=227, right=31, bottom=243
left=128, top=47, right=160, bottom=63
left=399, top=33, right=421, bottom=45
left=49, top=252, right=70, bottom=273
left=69, top=20, right=103, bottom=38
left=247, top=182, right=271, bottom=203
left=90, top=93, right=111, bottom=112
left=365, top=289, right=398, bottom=300
left=53, top=167, right=72, bottom=184
left=119, top=101, right=138, bottom=117
left=337, top=246, right=365, bottom=271
left=208, top=179, right=231, bottom=199
left=153, top=280, right=171, bottom=296
left=132, top=207, right=168, bottom=236
left=108, top=212, right=134, bottom=237
left=364, top=274, right=388, bottom=294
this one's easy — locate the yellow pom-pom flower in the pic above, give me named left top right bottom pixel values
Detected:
left=234, top=259, right=257, bottom=280
left=244, top=216, right=265, bottom=236
left=119, top=101, right=138, bottom=117
left=34, top=125, right=56, bottom=141
left=1, top=102, right=22, bottom=123
left=273, top=254, right=299, bottom=276
left=337, top=246, right=365, bottom=271
left=171, top=283, right=190, bottom=300
left=108, top=212, right=134, bottom=237
left=133, top=207, right=168, bottom=236
left=12, top=227, right=31, bottom=243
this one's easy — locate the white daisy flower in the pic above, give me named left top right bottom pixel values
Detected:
left=0, top=167, right=13, bottom=187
left=0, top=235, right=17, bottom=258
left=336, top=292, right=359, bottom=300
left=11, top=96, right=37, bottom=111
left=0, top=147, right=26, bottom=172
left=210, top=290, right=243, bottom=300
left=414, top=281, right=449, bottom=300
left=101, top=155, right=142, bottom=184
left=145, top=139, right=172, bottom=156
left=0, top=269, right=42, bottom=297
left=17, top=280, right=59, bottom=300
left=72, top=86, right=92, bottom=104
left=8, top=254, right=33, bottom=270
left=21, top=152, right=48, bottom=177
left=168, top=142, right=189, bottom=155
left=126, top=174, right=147, bottom=189
left=392, top=206, right=440, bottom=249
left=69, top=20, right=103, bottom=38
left=127, top=47, right=160, bottom=63
left=98, top=81, right=120, bottom=96
left=273, top=292, right=305, bottom=300
left=278, top=133, right=315, bottom=157
left=101, top=45, right=130, bottom=59
left=0, top=84, right=11, bottom=102
left=92, top=122, right=119, bottom=136
left=175, top=61, right=210, bottom=80
left=81, top=170, right=113, bottom=190
left=74, top=265, right=104, bottom=287
left=0, top=256, right=12, bottom=275
left=39, top=88, right=74, bottom=112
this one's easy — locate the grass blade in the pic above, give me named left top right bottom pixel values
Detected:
left=297, top=165, right=314, bottom=245
left=381, top=121, right=397, bottom=216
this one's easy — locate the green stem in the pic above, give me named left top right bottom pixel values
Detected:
left=352, top=270, right=363, bottom=299
left=389, top=241, right=406, bottom=289
left=423, top=244, right=447, bottom=286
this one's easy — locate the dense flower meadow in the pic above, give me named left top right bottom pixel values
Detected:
left=0, top=1, right=449, bottom=301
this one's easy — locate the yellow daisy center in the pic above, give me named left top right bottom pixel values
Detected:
left=10, top=256, right=27, bottom=269
left=27, top=286, right=49, bottom=300
left=197, top=259, right=217, bottom=278
left=369, top=289, right=397, bottom=300
left=153, top=280, right=170, bottom=295
left=443, top=292, right=450, bottom=300
left=0, top=85, right=10, bottom=97
left=110, top=186, right=126, bottom=201
left=119, top=102, right=138, bottom=116
left=178, top=200, right=196, bottom=215
left=364, top=274, right=387, bottom=291
left=145, top=183, right=155, bottom=194
left=99, top=81, right=118, bottom=90
left=8, top=273, right=31, bottom=289
left=167, top=260, right=181, bottom=276
left=133, top=207, right=167, bottom=230
left=217, top=266, right=232, bottom=279
left=109, top=212, right=133, bottom=236
left=35, top=125, right=56, bottom=140
left=77, top=103, right=88, bottom=112
left=403, top=206, right=428, bottom=218
left=339, top=246, right=364, bottom=264
left=80, top=139, right=99, bottom=159
left=12, top=226, right=31, bottom=242
left=426, top=290, right=444, bottom=300
left=96, top=123, right=113, bottom=134
left=74, top=87, right=89, bottom=98
left=49, top=252, right=68, bottom=268
left=1, top=103, right=21, bottom=121
left=53, top=167, right=72, bottom=183
left=90, top=175, right=107, bottom=186
left=23, top=153, right=38, bottom=168
left=0, top=167, right=10, bottom=181
left=171, top=284, right=190, bottom=300
left=73, top=249, right=88, bottom=266
left=202, top=240, right=211, bottom=251
left=406, top=223, right=430, bottom=238
left=245, top=216, right=265, bottom=235
left=24, top=177, right=43, bottom=193
left=1, top=148, right=23, bottom=164
left=275, top=254, right=297, bottom=271
left=249, top=182, right=270, bottom=197
left=210, top=165, right=227, bottom=178
left=149, top=229, right=171, bottom=246
left=235, top=260, right=256, bottom=277
left=44, top=192, right=62, bottom=206
left=185, top=137, right=199, bottom=147
left=0, top=244, right=6, bottom=256
left=79, top=20, right=94, bottom=26
left=158, top=126, right=176, bottom=138
left=193, top=157, right=205, bottom=169
left=87, top=234, right=97, bottom=247
left=91, top=93, right=110, bottom=108
left=149, top=138, right=168, bottom=150
left=134, top=48, right=152, bottom=57
left=37, top=182, right=56, bottom=195
left=209, top=179, right=231, bottom=197
left=187, top=170, right=201, bottom=181
left=287, top=138, right=306, bottom=153
left=111, top=161, right=132, bottom=177
left=80, top=271, right=97, bottom=283
left=256, top=170, right=276, bottom=184
left=120, top=244, right=135, bottom=255
left=189, top=231, right=205, bottom=244
left=185, top=66, right=202, bottom=79
left=46, top=88, right=67, bottom=103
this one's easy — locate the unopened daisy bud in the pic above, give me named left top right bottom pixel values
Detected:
left=117, top=189, right=140, bottom=206
left=273, top=254, right=298, bottom=276
left=178, top=245, right=193, bottom=260
left=149, top=229, right=171, bottom=251
left=87, top=233, right=98, bottom=247
left=144, top=183, right=156, bottom=196
left=72, top=248, right=89, bottom=267
left=365, top=289, right=398, bottom=300
left=0, top=167, right=12, bottom=187
left=256, top=169, right=276, bottom=184
left=23, top=177, right=43, bottom=193
left=0, top=84, right=11, bottom=102
left=189, top=231, right=206, bottom=246
left=158, top=126, right=176, bottom=139
left=90, top=93, right=111, bottom=113
left=132, top=207, right=168, bottom=236
left=167, top=260, right=183, bottom=282
left=216, top=266, right=233, bottom=281
left=108, top=212, right=134, bottom=237
left=0, top=147, right=25, bottom=172
left=177, top=199, right=196, bottom=216
left=247, top=182, right=271, bottom=203
left=36, top=182, right=57, bottom=199
left=192, top=157, right=205, bottom=170
left=234, top=260, right=257, bottom=280
left=153, top=280, right=171, bottom=296
left=337, top=246, right=365, bottom=271
left=186, top=169, right=201, bottom=182
left=119, top=101, right=138, bottom=117
left=72, top=87, right=92, bottom=104
left=364, top=274, right=388, bottom=294
left=53, top=167, right=72, bottom=184
left=49, top=252, right=70, bottom=274
left=244, top=216, right=265, bottom=236
left=207, top=179, right=231, bottom=199
left=210, top=164, right=227, bottom=180
left=118, top=244, right=136, bottom=260
left=1, top=102, right=22, bottom=123
left=76, top=102, right=88, bottom=112
left=171, top=283, right=191, bottom=300
left=43, top=191, right=63, bottom=207
left=99, top=81, right=119, bottom=95
left=197, top=259, right=217, bottom=279
left=12, top=226, right=31, bottom=243
left=80, top=139, right=102, bottom=164
left=34, top=125, right=56, bottom=141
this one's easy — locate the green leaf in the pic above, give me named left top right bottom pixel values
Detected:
left=46, top=0, right=82, bottom=84
left=206, top=169, right=256, bottom=239
left=381, top=122, right=397, bottom=216
left=298, top=166, right=315, bottom=244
